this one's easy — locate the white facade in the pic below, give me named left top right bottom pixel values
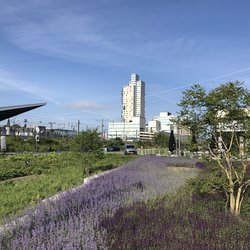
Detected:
left=154, top=112, right=177, bottom=134
left=108, top=117, right=141, bottom=141
left=147, top=120, right=161, bottom=133
left=122, top=73, right=145, bottom=127
left=108, top=73, right=146, bottom=141
left=146, top=112, right=190, bottom=146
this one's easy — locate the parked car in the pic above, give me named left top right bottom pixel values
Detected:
left=106, top=146, right=120, bottom=152
left=124, top=144, right=137, bottom=155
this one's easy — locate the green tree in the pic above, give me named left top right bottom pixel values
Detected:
left=178, top=84, right=206, bottom=151
left=154, top=131, right=168, bottom=148
left=168, top=130, right=176, bottom=153
left=73, top=129, right=102, bottom=152
left=105, top=137, right=124, bottom=148
left=136, top=140, right=153, bottom=148
left=178, top=81, right=250, bottom=216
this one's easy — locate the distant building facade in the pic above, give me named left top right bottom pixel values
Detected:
left=108, top=117, right=141, bottom=141
left=0, top=123, right=76, bottom=138
left=122, top=73, right=146, bottom=129
left=153, top=112, right=177, bottom=134
left=108, top=73, right=146, bottom=141
left=147, top=120, right=161, bottom=133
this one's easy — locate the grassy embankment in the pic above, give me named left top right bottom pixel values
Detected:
left=0, top=151, right=136, bottom=223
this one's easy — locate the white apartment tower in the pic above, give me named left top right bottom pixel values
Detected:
left=122, top=73, right=145, bottom=127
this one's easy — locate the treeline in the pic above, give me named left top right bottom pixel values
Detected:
left=2, top=130, right=180, bottom=153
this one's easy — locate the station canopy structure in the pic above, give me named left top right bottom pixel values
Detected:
left=0, top=103, right=46, bottom=122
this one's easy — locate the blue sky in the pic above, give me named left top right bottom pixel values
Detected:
left=0, top=0, right=250, bottom=131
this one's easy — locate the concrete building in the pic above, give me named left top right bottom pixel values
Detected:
left=108, top=117, right=141, bottom=141
left=156, top=112, right=177, bottom=133
left=122, top=73, right=145, bottom=128
left=148, top=111, right=191, bottom=137
left=108, top=73, right=146, bottom=141
left=147, top=120, right=161, bottom=133
left=149, top=112, right=177, bottom=134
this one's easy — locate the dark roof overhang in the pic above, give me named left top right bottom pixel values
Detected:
left=0, top=103, right=46, bottom=122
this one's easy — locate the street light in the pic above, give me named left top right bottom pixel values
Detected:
left=35, top=127, right=40, bottom=151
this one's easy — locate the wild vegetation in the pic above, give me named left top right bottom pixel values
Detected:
left=0, top=152, right=136, bottom=223
left=1, top=154, right=249, bottom=249
left=5, top=129, right=103, bottom=153
left=6, top=136, right=69, bottom=152
left=4, top=129, right=172, bottom=153
left=0, top=156, right=197, bottom=249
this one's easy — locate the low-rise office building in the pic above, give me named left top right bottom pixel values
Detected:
left=108, top=117, right=143, bottom=141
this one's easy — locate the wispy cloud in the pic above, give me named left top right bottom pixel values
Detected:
left=1, top=6, right=122, bottom=65
left=0, top=68, right=61, bottom=105
left=0, top=2, right=203, bottom=70
left=147, top=67, right=250, bottom=100
left=66, top=100, right=108, bottom=110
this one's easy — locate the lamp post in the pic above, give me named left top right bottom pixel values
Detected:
left=35, top=127, right=40, bottom=152
left=178, top=126, right=181, bottom=156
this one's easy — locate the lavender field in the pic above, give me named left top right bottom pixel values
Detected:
left=100, top=195, right=250, bottom=249
left=0, top=156, right=198, bottom=249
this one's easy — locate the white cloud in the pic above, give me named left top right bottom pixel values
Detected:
left=0, top=4, right=122, bottom=63
left=2, top=0, right=249, bottom=77
left=66, top=100, right=108, bottom=110
left=0, top=2, right=202, bottom=70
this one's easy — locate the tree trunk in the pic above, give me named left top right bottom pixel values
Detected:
left=229, top=186, right=243, bottom=216
left=229, top=189, right=235, bottom=214
left=235, top=186, right=243, bottom=216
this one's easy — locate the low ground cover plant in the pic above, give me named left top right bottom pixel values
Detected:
left=0, top=152, right=135, bottom=223
left=0, top=156, right=197, bottom=249
left=100, top=189, right=250, bottom=249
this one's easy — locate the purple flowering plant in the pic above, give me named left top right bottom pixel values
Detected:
left=0, top=156, right=198, bottom=249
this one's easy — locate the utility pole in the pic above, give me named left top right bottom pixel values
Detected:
left=24, top=119, right=28, bottom=128
left=77, top=120, right=80, bottom=134
left=97, top=118, right=109, bottom=138
left=48, top=122, right=55, bottom=129
left=48, top=122, right=55, bottom=138
left=100, top=118, right=104, bottom=138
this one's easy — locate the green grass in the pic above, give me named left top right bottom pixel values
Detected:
left=0, top=151, right=136, bottom=223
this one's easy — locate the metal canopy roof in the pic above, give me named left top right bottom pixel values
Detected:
left=0, top=103, right=46, bottom=122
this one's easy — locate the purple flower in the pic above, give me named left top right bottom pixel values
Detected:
left=195, top=162, right=206, bottom=169
left=0, top=156, right=198, bottom=249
